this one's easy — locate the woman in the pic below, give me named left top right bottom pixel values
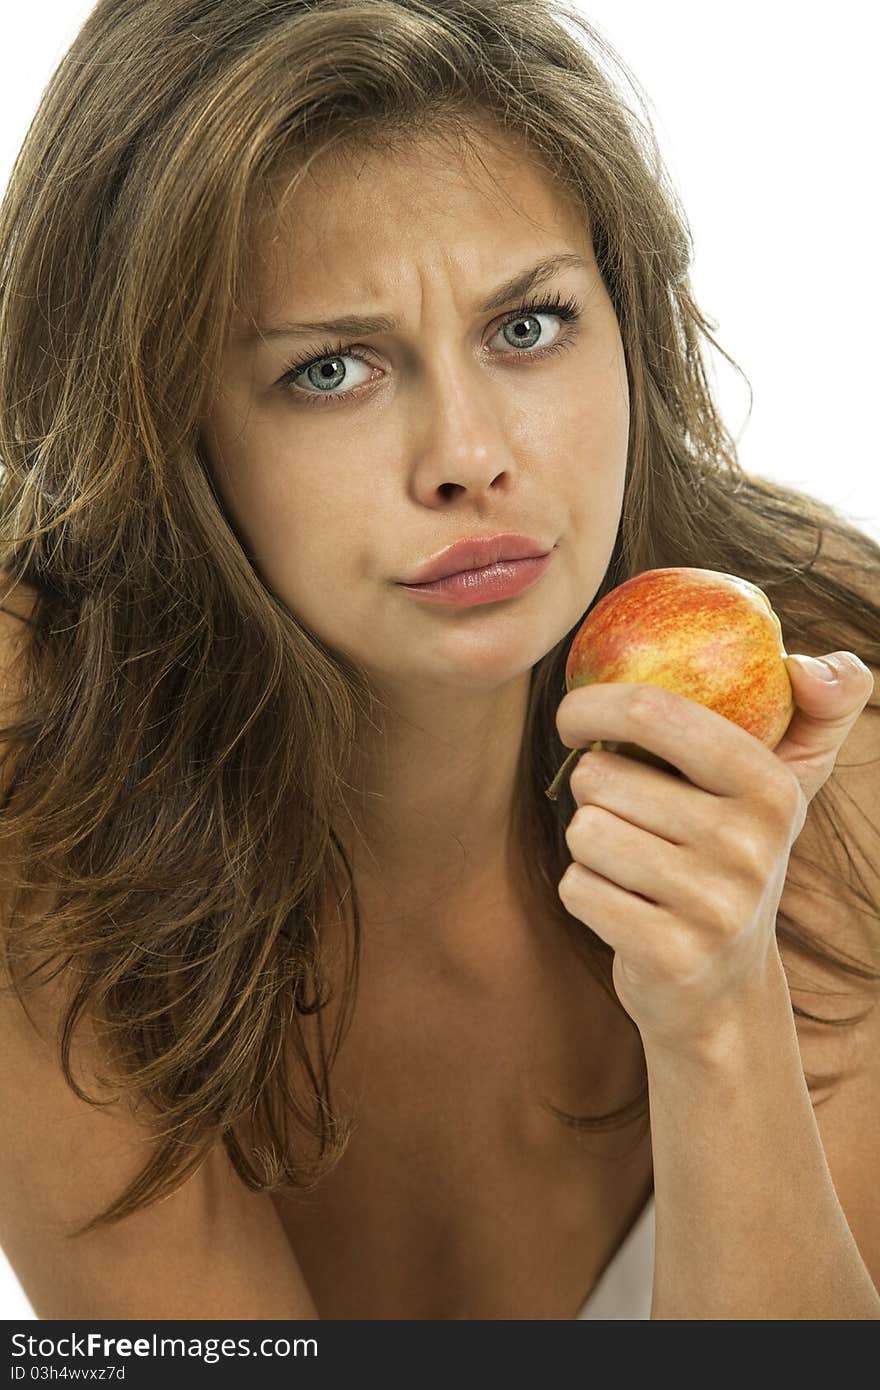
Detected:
left=0, top=0, right=878, bottom=1320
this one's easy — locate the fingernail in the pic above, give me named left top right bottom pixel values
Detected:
left=788, top=654, right=839, bottom=682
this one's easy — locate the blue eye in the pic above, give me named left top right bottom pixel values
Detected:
left=276, top=289, right=583, bottom=408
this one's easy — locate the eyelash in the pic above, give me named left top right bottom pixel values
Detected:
left=276, top=289, right=583, bottom=408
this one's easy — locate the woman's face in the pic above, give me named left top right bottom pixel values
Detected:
left=202, top=128, right=630, bottom=702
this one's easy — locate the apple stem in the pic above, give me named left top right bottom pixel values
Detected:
left=544, top=741, right=603, bottom=801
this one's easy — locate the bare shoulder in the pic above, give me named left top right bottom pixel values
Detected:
left=0, top=570, right=320, bottom=1317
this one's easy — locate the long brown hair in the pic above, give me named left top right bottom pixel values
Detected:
left=0, top=0, right=877, bottom=1237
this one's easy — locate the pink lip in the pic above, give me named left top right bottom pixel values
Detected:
left=399, top=532, right=552, bottom=585
left=397, top=551, right=554, bottom=607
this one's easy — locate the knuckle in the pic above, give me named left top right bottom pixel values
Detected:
left=772, top=772, right=806, bottom=834
left=715, top=816, right=772, bottom=884
left=736, top=832, right=772, bottom=885
left=570, top=751, right=607, bottom=797
left=559, top=862, right=585, bottom=898
left=556, top=689, right=586, bottom=741
left=627, top=684, right=670, bottom=727
left=710, top=817, right=740, bottom=859
left=791, top=787, right=809, bottom=838
left=701, top=886, right=742, bottom=937
left=787, top=776, right=808, bottom=829
left=566, top=803, right=603, bottom=846
left=765, top=769, right=805, bottom=834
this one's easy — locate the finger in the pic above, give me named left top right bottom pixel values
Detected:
left=557, top=682, right=776, bottom=799
left=565, top=802, right=687, bottom=907
left=776, top=651, right=877, bottom=801
left=558, top=858, right=665, bottom=955
left=569, top=748, right=707, bottom=846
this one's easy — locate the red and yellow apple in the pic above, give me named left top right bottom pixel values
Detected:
left=545, top=566, right=796, bottom=801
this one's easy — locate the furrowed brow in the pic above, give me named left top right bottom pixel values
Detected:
left=243, top=252, right=588, bottom=343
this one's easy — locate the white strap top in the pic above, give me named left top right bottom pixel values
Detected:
left=575, top=1194, right=655, bottom=1320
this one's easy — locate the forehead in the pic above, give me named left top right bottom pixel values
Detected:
left=270, top=120, right=579, bottom=228
left=239, top=127, right=591, bottom=319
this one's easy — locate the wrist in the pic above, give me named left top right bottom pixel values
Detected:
left=638, top=943, right=794, bottom=1076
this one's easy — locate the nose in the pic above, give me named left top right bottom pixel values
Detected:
left=409, top=356, right=518, bottom=504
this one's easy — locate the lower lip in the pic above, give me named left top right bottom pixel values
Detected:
left=397, top=551, right=553, bottom=606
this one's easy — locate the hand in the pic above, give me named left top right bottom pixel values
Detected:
left=555, top=651, right=876, bottom=1055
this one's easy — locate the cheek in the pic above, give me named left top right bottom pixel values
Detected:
left=201, top=398, right=377, bottom=617
left=583, top=344, right=630, bottom=460
left=241, top=478, right=352, bottom=589
left=540, top=332, right=629, bottom=475
left=565, top=397, right=628, bottom=519
left=234, top=472, right=375, bottom=633
left=558, top=383, right=629, bottom=600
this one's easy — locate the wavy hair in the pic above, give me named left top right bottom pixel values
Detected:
left=0, top=0, right=877, bottom=1237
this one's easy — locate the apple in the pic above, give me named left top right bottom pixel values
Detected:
left=545, top=566, right=796, bottom=801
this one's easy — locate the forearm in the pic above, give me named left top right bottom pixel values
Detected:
left=643, top=946, right=880, bottom=1319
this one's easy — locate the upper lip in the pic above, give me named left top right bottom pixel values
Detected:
left=399, top=533, right=553, bottom=585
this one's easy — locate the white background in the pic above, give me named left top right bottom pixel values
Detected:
left=1, top=0, right=878, bottom=1322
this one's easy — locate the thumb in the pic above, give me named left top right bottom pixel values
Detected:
left=772, top=650, right=876, bottom=802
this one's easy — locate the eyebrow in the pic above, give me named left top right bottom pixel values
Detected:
left=243, top=252, right=589, bottom=343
